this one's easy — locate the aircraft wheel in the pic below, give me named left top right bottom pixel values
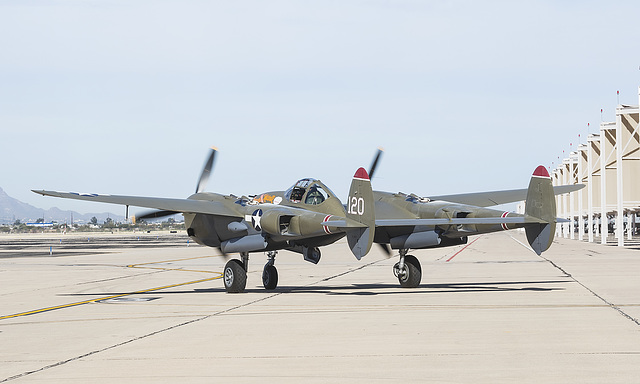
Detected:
left=262, top=264, right=278, bottom=290
left=224, top=259, right=247, bottom=293
left=395, top=255, right=421, bottom=288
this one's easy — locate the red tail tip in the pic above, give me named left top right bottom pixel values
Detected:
left=353, top=167, right=370, bottom=180
left=533, top=165, right=550, bottom=178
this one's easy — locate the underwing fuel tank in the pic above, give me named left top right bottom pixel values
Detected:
left=220, top=234, right=267, bottom=253
left=389, top=230, right=440, bottom=249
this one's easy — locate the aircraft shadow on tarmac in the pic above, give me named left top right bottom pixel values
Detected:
left=271, top=280, right=567, bottom=295
left=63, top=280, right=568, bottom=297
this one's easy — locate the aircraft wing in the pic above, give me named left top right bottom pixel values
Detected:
left=31, top=190, right=240, bottom=217
left=427, top=184, right=584, bottom=207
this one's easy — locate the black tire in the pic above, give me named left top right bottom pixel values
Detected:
left=397, top=255, right=421, bottom=288
left=223, top=259, right=247, bottom=293
left=262, top=264, right=278, bottom=290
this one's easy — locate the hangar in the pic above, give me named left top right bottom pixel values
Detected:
left=552, top=87, right=640, bottom=246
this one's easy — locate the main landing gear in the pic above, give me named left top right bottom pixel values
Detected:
left=223, top=251, right=279, bottom=293
left=393, top=249, right=421, bottom=288
left=223, top=252, right=249, bottom=293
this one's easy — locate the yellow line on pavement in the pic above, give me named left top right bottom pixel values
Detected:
left=0, top=275, right=222, bottom=320
left=126, top=255, right=223, bottom=274
left=0, top=255, right=223, bottom=321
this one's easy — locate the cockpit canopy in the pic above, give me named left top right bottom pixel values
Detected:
left=285, top=178, right=334, bottom=205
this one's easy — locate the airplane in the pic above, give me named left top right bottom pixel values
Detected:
left=33, top=148, right=378, bottom=293
left=354, top=149, right=583, bottom=288
left=33, top=148, right=582, bottom=293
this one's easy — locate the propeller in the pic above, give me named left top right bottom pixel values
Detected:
left=368, top=148, right=393, bottom=258
left=378, top=243, right=392, bottom=258
left=195, top=147, right=217, bottom=194
left=135, top=147, right=217, bottom=222
left=368, top=147, right=383, bottom=180
left=135, top=209, right=179, bottom=222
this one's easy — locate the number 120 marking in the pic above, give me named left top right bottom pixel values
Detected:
left=348, top=196, right=365, bottom=215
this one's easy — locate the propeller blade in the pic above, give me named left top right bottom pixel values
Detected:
left=217, top=246, right=229, bottom=260
left=195, top=147, right=217, bottom=194
left=378, top=243, right=392, bottom=258
left=136, top=210, right=179, bottom=221
left=368, top=147, right=384, bottom=180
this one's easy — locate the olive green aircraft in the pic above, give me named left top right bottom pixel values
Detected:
left=360, top=149, right=583, bottom=288
left=33, top=148, right=582, bottom=293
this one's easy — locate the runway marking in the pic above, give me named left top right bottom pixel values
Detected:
left=126, top=254, right=223, bottom=274
left=0, top=276, right=222, bottom=321
left=0, top=255, right=223, bottom=321
left=445, top=236, right=482, bottom=262
left=0, top=257, right=386, bottom=382
left=507, top=233, right=538, bottom=254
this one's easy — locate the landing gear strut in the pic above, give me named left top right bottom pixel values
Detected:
left=223, top=252, right=249, bottom=293
left=393, top=249, right=421, bottom=288
left=262, top=251, right=278, bottom=290
left=223, top=251, right=280, bottom=293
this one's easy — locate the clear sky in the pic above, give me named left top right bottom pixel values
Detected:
left=1, top=0, right=639, bottom=216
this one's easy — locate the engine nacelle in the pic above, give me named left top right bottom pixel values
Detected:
left=260, top=208, right=295, bottom=236
left=389, top=230, right=441, bottom=249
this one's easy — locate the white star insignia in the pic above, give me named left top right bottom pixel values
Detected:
left=251, top=209, right=263, bottom=231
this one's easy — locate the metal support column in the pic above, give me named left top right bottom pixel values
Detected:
left=563, top=163, right=569, bottom=238
left=600, top=128, right=607, bottom=245
left=569, top=156, right=576, bottom=240
left=587, top=139, right=594, bottom=243
left=616, top=109, right=624, bottom=246
left=552, top=169, right=562, bottom=237
left=578, top=150, right=584, bottom=241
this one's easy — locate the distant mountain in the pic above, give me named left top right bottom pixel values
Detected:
left=0, top=187, right=124, bottom=224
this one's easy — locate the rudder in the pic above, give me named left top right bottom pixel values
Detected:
left=346, top=167, right=375, bottom=259
left=525, top=166, right=556, bottom=255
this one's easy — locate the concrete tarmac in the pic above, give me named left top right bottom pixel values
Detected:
left=1, top=231, right=639, bottom=383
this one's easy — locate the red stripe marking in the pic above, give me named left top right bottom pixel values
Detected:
left=323, top=215, right=333, bottom=234
left=501, top=211, right=509, bottom=231
left=445, top=237, right=481, bottom=262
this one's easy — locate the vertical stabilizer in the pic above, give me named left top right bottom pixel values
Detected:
left=525, top=166, right=556, bottom=255
left=346, top=167, right=375, bottom=259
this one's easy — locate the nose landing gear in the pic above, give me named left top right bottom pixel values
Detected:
left=262, top=251, right=278, bottom=290
left=223, top=251, right=280, bottom=293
